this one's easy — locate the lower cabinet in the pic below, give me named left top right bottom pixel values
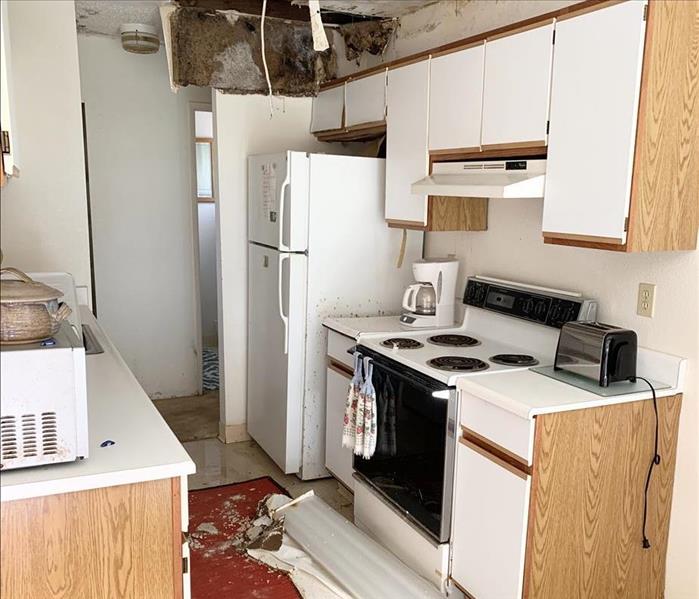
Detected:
left=451, top=394, right=683, bottom=599
left=0, top=477, right=188, bottom=598
left=325, top=361, right=354, bottom=490
left=451, top=439, right=530, bottom=599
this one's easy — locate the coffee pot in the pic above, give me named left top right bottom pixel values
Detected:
left=402, top=283, right=437, bottom=315
left=400, top=258, right=459, bottom=328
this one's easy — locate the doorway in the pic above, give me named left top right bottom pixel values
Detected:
left=193, top=108, right=219, bottom=394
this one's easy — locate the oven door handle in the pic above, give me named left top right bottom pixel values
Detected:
left=353, top=349, right=450, bottom=396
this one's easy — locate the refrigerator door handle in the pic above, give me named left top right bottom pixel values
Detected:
left=278, top=254, right=289, bottom=354
left=278, top=172, right=291, bottom=252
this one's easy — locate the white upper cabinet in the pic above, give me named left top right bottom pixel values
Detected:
left=385, top=60, right=429, bottom=225
left=1, top=0, right=18, bottom=180
left=481, top=23, right=554, bottom=147
left=542, top=2, right=647, bottom=243
left=310, top=85, right=344, bottom=133
left=345, top=71, right=386, bottom=127
left=429, top=44, right=485, bottom=152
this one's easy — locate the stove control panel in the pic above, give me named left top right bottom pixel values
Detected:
left=463, top=277, right=597, bottom=328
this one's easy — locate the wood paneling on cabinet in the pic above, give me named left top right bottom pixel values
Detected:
left=0, top=478, right=181, bottom=599
left=626, top=0, right=699, bottom=252
left=545, top=0, right=699, bottom=252
left=427, top=196, right=487, bottom=232
left=523, top=395, right=682, bottom=599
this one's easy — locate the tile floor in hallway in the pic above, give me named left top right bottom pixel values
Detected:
left=183, top=438, right=354, bottom=521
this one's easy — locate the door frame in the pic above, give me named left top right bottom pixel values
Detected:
left=188, top=101, right=214, bottom=397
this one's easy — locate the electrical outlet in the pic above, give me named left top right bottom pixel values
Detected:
left=637, top=283, right=656, bottom=318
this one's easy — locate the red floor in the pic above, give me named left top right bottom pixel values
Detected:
left=188, top=477, right=301, bottom=599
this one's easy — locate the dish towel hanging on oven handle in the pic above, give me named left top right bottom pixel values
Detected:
left=342, top=352, right=363, bottom=450
left=357, top=356, right=377, bottom=459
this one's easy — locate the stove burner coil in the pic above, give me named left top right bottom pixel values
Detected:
left=427, top=356, right=489, bottom=372
left=427, top=334, right=480, bottom=347
left=381, top=338, right=424, bottom=350
left=489, top=354, right=539, bottom=366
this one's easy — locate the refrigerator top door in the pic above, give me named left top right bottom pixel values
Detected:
left=248, top=151, right=310, bottom=252
left=247, top=243, right=308, bottom=474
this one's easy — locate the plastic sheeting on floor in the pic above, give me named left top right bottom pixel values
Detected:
left=250, top=494, right=442, bottom=599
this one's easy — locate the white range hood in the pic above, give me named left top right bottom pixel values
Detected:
left=411, top=159, right=547, bottom=199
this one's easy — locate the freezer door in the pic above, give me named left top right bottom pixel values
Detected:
left=247, top=243, right=308, bottom=473
left=248, top=151, right=310, bottom=252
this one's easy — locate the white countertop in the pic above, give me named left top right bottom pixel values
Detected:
left=0, top=307, right=195, bottom=502
left=323, top=315, right=457, bottom=340
left=457, top=365, right=684, bottom=420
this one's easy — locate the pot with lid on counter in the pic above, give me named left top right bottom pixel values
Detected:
left=0, top=267, right=72, bottom=344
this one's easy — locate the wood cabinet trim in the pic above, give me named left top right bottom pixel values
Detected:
left=328, top=358, right=353, bottom=379
left=318, top=0, right=610, bottom=90
left=430, top=145, right=547, bottom=162
left=430, top=40, right=484, bottom=60
left=544, top=235, right=628, bottom=252
left=555, top=0, right=625, bottom=22
left=461, top=426, right=531, bottom=474
left=171, top=477, right=183, bottom=599
left=316, top=121, right=386, bottom=143
left=429, top=146, right=481, bottom=157
left=480, top=140, right=548, bottom=152
left=485, top=18, right=555, bottom=42
left=459, top=436, right=529, bottom=480
left=386, top=218, right=427, bottom=231
left=542, top=231, right=625, bottom=245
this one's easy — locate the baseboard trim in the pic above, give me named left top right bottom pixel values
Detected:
left=218, top=422, right=250, bottom=443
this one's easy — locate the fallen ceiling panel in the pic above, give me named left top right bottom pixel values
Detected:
left=170, top=8, right=337, bottom=95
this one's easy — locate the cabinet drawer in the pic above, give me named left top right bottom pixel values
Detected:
left=459, top=391, right=534, bottom=463
left=327, top=329, right=355, bottom=369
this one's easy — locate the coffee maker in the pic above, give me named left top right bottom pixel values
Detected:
left=400, top=258, right=459, bottom=328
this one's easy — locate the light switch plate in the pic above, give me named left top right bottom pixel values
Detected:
left=637, top=283, right=656, bottom=318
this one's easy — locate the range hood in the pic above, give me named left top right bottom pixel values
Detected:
left=411, top=159, right=547, bottom=199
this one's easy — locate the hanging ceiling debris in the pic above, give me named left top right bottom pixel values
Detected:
left=338, top=20, right=397, bottom=63
left=166, top=0, right=425, bottom=95
left=169, top=7, right=337, bottom=96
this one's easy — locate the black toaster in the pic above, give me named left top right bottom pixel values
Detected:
left=554, top=321, right=637, bottom=387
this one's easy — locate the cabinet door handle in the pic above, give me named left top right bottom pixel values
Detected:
left=459, top=437, right=530, bottom=480
left=328, top=359, right=353, bottom=379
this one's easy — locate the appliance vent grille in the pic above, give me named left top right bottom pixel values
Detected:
left=22, top=414, right=38, bottom=457
left=0, top=416, right=18, bottom=461
left=41, top=412, right=58, bottom=455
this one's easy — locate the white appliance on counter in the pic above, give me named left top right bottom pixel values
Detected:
left=401, top=258, right=459, bottom=328
left=247, top=151, right=423, bottom=479
left=0, top=273, right=88, bottom=471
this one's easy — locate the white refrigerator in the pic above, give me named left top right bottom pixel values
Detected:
left=247, top=151, right=423, bottom=479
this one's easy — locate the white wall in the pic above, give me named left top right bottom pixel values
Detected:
left=333, top=0, right=581, bottom=77
left=213, top=93, right=329, bottom=441
left=198, top=202, right=217, bottom=346
left=78, top=34, right=211, bottom=399
left=0, top=1, right=91, bottom=297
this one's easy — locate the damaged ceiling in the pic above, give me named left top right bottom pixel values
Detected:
left=74, top=0, right=440, bottom=96
left=291, top=1, right=439, bottom=18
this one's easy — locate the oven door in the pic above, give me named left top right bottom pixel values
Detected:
left=353, top=346, right=457, bottom=543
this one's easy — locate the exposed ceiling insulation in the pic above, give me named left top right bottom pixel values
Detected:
left=75, top=0, right=164, bottom=37
left=292, top=0, right=440, bottom=18
left=170, top=9, right=336, bottom=95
